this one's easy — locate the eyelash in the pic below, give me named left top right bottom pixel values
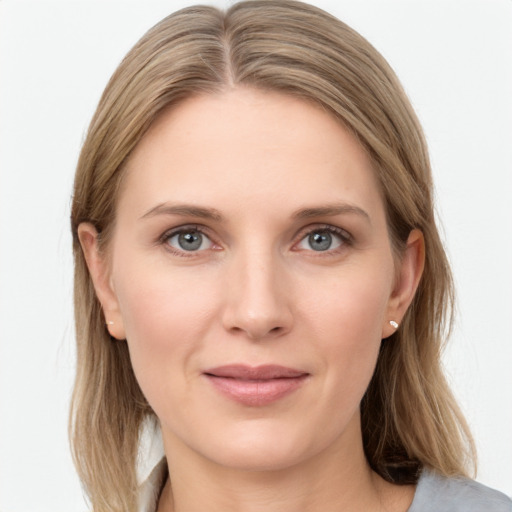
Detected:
left=158, top=223, right=353, bottom=257
left=158, top=224, right=217, bottom=258
left=294, top=224, right=353, bottom=255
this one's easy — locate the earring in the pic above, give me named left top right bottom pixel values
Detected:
left=389, top=320, right=399, bottom=329
left=106, top=321, right=114, bottom=326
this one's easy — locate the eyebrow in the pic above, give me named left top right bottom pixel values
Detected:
left=140, top=203, right=223, bottom=222
left=292, top=203, right=371, bottom=223
left=139, top=201, right=370, bottom=224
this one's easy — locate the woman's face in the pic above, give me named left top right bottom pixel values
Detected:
left=82, top=87, right=421, bottom=471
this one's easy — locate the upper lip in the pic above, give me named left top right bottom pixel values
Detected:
left=204, top=364, right=308, bottom=380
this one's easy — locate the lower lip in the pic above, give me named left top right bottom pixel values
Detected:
left=205, top=375, right=308, bottom=406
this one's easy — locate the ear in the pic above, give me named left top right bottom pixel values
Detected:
left=77, top=223, right=126, bottom=340
left=382, top=229, right=425, bottom=339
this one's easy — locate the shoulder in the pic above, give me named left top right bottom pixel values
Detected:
left=408, top=468, right=512, bottom=512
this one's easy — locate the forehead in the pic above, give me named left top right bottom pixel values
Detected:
left=119, top=87, right=384, bottom=223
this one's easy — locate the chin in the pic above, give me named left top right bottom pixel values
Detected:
left=190, top=418, right=341, bottom=473
left=209, top=442, right=309, bottom=472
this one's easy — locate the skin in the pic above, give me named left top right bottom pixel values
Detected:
left=79, top=87, right=424, bottom=512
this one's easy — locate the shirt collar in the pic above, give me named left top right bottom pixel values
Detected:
left=137, top=417, right=166, bottom=512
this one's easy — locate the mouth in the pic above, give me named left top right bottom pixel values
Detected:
left=203, top=364, right=310, bottom=406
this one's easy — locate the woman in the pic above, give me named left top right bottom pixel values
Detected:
left=69, top=1, right=512, bottom=511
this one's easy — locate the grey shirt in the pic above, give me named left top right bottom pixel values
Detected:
left=139, top=464, right=512, bottom=512
left=409, top=469, right=512, bottom=511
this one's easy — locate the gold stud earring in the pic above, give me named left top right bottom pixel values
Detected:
left=389, top=320, right=399, bottom=329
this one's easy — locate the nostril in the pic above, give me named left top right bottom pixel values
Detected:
left=221, top=290, right=293, bottom=339
left=227, top=323, right=287, bottom=340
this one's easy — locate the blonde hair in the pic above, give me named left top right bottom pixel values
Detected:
left=70, top=1, right=475, bottom=510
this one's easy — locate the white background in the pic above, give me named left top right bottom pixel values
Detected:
left=0, top=1, right=511, bottom=510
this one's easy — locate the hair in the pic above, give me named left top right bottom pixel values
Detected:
left=70, top=1, right=476, bottom=510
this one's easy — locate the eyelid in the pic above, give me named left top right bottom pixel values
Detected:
left=159, top=223, right=206, bottom=241
left=292, top=223, right=353, bottom=251
left=158, top=224, right=220, bottom=256
left=157, top=222, right=353, bottom=256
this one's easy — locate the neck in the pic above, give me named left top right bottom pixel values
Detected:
left=156, top=419, right=414, bottom=512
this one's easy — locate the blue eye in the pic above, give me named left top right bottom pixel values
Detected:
left=297, top=228, right=345, bottom=252
left=166, top=229, right=213, bottom=252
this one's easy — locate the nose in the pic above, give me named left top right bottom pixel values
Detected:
left=221, top=248, right=293, bottom=340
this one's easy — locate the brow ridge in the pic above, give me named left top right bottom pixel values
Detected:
left=140, top=203, right=223, bottom=221
left=140, top=202, right=369, bottom=224
left=292, top=203, right=370, bottom=222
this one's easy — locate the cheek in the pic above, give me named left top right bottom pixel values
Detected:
left=301, top=265, right=392, bottom=400
left=303, top=263, right=391, bottom=345
left=112, top=262, right=220, bottom=398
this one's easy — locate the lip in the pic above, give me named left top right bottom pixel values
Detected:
left=203, top=364, right=309, bottom=406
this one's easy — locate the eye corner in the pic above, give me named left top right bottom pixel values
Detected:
left=159, top=225, right=220, bottom=257
left=292, top=224, right=353, bottom=254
